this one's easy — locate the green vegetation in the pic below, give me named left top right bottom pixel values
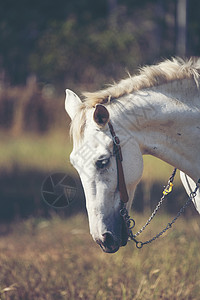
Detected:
left=0, top=131, right=72, bottom=173
left=0, top=214, right=200, bottom=299
left=1, top=0, right=200, bottom=87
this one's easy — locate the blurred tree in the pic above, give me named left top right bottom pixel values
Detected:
left=176, top=0, right=187, bottom=56
left=0, top=0, right=200, bottom=88
left=187, top=0, right=200, bottom=56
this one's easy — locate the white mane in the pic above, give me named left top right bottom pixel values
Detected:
left=83, top=57, right=200, bottom=106
left=71, top=57, right=200, bottom=141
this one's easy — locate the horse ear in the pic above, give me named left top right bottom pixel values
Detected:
left=65, top=89, right=82, bottom=120
left=93, top=104, right=109, bottom=127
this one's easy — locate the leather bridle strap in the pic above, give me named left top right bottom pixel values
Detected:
left=108, top=121, right=129, bottom=203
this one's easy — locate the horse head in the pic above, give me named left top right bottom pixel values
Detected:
left=65, top=89, right=143, bottom=253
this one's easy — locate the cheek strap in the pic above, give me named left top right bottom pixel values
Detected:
left=108, top=121, right=129, bottom=203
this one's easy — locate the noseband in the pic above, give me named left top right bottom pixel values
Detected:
left=108, top=121, right=129, bottom=203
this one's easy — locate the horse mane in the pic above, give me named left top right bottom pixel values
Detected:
left=71, top=57, right=200, bottom=142
left=82, top=57, right=200, bottom=107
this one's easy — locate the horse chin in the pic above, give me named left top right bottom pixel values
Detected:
left=98, top=243, right=120, bottom=254
left=96, top=236, right=120, bottom=253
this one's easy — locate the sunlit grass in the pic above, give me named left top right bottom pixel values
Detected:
left=143, top=155, right=181, bottom=185
left=0, top=214, right=200, bottom=299
left=0, top=130, right=73, bottom=173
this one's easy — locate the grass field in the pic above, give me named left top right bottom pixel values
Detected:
left=0, top=214, right=200, bottom=300
left=0, top=131, right=199, bottom=299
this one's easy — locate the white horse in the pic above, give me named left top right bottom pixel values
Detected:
left=65, top=58, right=200, bottom=253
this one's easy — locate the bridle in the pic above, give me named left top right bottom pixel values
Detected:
left=108, top=120, right=200, bottom=249
left=108, top=121, right=129, bottom=204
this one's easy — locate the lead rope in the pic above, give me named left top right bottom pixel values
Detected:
left=120, top=169, right=200, bottom=249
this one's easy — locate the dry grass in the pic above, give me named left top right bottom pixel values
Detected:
left=0, top=214, right=200, bottom=300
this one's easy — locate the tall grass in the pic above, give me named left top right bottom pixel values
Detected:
left=0, top=214, right=200, bottom=299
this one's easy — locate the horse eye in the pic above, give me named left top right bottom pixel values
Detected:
left=96, top=158, right=110, bottom=169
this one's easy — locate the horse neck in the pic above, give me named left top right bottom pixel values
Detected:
left=111, top=79, right=200, bottom=182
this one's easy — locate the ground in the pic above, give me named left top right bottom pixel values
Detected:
left=0, top=214, right=200, bottom=300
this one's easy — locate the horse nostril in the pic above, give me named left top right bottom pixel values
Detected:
left=96, top=232, right=119, bottom=253
left=102, top=232, right=115, bottom=249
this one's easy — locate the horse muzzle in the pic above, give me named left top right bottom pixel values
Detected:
left=95, top=217, right=128, bottom=253
left=96, top=232, right=120, bottom=253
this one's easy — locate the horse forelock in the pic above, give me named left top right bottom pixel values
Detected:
left=70, top=104, right=86, bottom=144
left=70, top=57, right=200, bottom=143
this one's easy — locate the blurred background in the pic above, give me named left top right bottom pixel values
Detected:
left=1, top=0, right=200, bottom=222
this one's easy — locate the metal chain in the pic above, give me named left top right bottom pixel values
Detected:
left=120, top=171, right=200, bottom=249
left=132, top=168, right=177, bottom=238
